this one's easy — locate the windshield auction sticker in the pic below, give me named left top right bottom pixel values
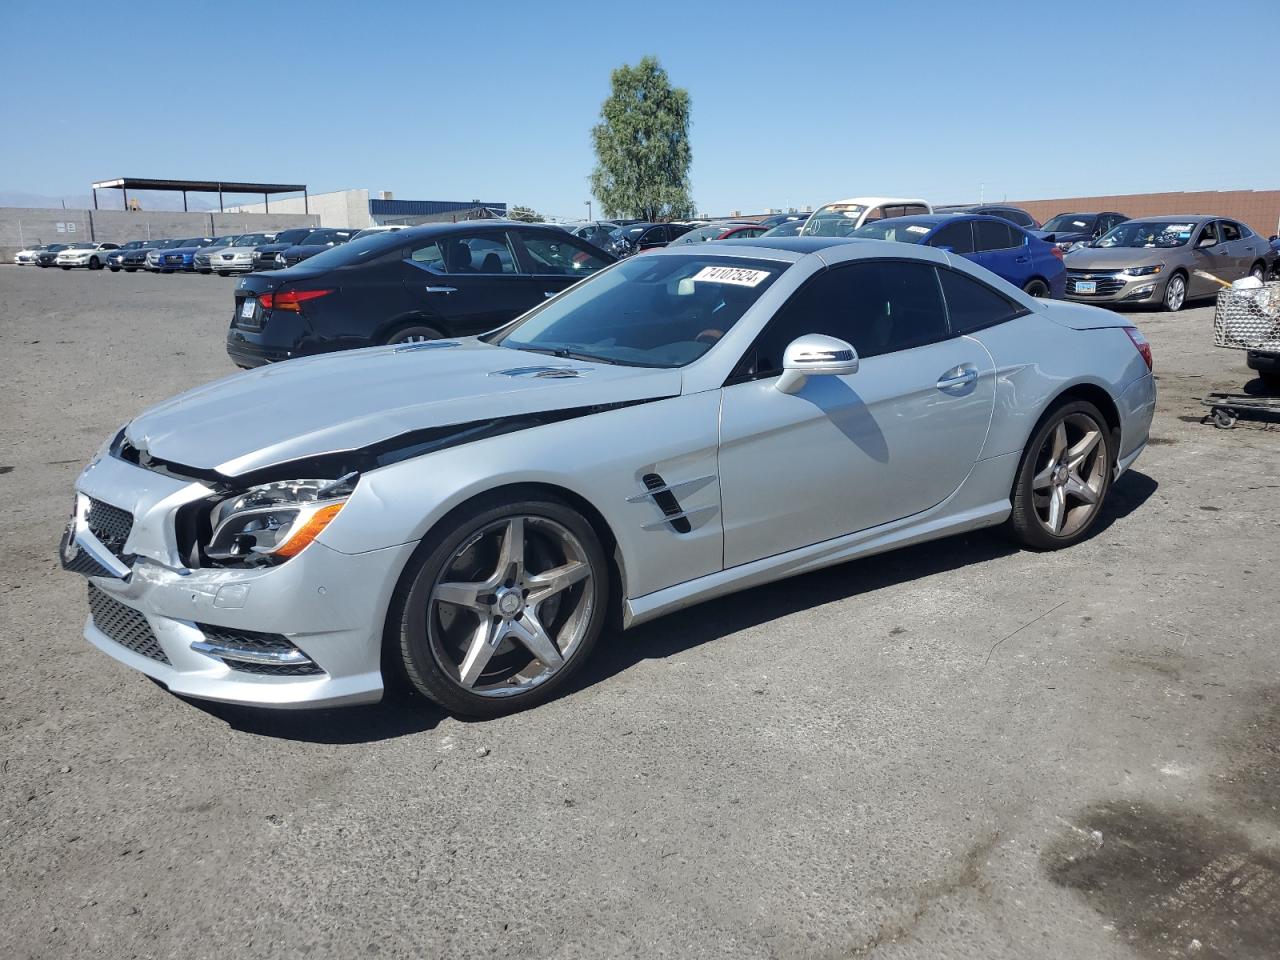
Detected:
left=691, top=266, right=771, bottom=287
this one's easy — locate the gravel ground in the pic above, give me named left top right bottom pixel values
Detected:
left=2, top=266, right=1278, bottom=960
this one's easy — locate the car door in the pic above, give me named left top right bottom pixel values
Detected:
left=968, top=220, right=1026, bottom=287
left=1189, top=220, right=1229, bottom=296
left=510, top=229, right=613, bottom=302
left=718, top=259, right=996, bottom=567
left=402, top=230, right=532, bottom=335
left=1217, top=220, right=1251, bottom=278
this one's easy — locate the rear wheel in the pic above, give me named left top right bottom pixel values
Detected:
left=390, top=495, right=609, bottom=717
left=1006, top=400, right=1113, bottom=550
left=1260, top=371, right=1280, bottom=393
left=1023, top=278, right=1050, bottom=298
left=386, top=324, right=445, bottom=346
left=1162, top=272, right=1187, bottom=312
left=1249, top=262, right=1266, bottom=284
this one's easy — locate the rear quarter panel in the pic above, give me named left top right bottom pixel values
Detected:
left=973, top=310, right=1152, bottom=462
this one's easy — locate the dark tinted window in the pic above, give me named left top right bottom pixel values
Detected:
left=1197, top=221, right=1219, bottom=245
left=273, top=229, right=313, bottom=245
left=928, top=221, right=975, bottom=253
left=1220, top=221, right=1242, bottom=242
left=991, top=208, right=1034, bottom=227
left=938, top=268, right=1024, bottom=335
left=442, top=234, right=518, bottom=274
left=973, top=220, right=1019, bottom=251
left=741, top=261, right=949, bottom=377
left=900, top=204, right=930, bottom=218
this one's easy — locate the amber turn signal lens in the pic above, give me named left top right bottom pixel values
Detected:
left=273, top=502, right=345, bottom=558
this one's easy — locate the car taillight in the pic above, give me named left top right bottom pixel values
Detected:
left=1124, top=326, right=1152, bottom=371
left=259, top=289, right=333, bottom=312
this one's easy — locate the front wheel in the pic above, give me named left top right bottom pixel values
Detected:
left=89, top=257, right=101, bottom=270
left=1005, top=400, right=1113, bottom=550
left=1162, top=273, right=1187, bottom=312
left=389, top=495, right=609, bottom=717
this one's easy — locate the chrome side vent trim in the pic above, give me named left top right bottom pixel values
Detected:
left=393, top=340, right=460, bottom=353
left=629, top=473, right=717, bottom=534
left=490, top=365, right=588, bottom=378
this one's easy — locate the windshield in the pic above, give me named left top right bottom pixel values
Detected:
left=121, top=240, right=147, bottom=249
left=285, top=232, right=405, bottom=270
left=64, top=242, right=95, bottom=249
left=490, top=255, right=785, bottom=368
left=1094, top=220, right=1195, bottom=249
left=800, top=204, right=866, bottom=237
left=762, top=219, right=807, bottom=237
left=205, top=236, right=235, bottom=248
left=669, top=225, right=723, bottom=245
left=233, top=233, right=271, bottom=246
left=273, top=229, right=313, bottom=245
left=179, top=238, right=210, bottom=247
left=850, top=220, right=933, bottom=243
left=1042, top=214, right=1095, bottom=234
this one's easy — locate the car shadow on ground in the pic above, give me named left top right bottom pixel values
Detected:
left=187, top=470, right=1158, bottom=743
left=570, top=468, right=1159, bottom=699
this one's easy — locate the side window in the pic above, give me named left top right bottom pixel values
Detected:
left=1197, top=221, right=1219, bottom=246
left=738, top=261, right=949, bottom=378
left=938, top=268, right=1024, bottom=335
left=1004, top=209, right=1033, bottom=227
left=440, top=234, right=518, bottom=274
left=520, top=232, right=611, bottom=275
left=408, top=240, right=445, bottom=272
left=863, top=206, right=885, bottom=223
left=1220, top=221, right=1242, bottom=242
left=928, top=221, right=975, bottom=253
left=900, top=204, right=930, bottom=218
left=974, top=220, right=1017, bottom=251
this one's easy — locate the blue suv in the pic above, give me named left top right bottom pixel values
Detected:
left=851, top=214, right=1066, bottom=298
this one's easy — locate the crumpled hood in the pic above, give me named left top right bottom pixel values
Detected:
left=1064, top=247, right=1174, bottom=270
left=125, top=340, right=682, bottom=477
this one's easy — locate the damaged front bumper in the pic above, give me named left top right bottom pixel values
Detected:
left=61, top=450, right=415, bottom=709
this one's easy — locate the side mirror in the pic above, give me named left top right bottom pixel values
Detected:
left=776, top=334, right=859, bottom=394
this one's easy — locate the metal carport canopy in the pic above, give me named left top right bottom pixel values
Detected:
left=90, top=178, right=308, bottom=213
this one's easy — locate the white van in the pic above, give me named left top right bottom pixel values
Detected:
left=799, top=197, right=932, bottom=237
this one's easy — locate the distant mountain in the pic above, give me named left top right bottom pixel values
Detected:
left=0, top=189, right=224, bottom=212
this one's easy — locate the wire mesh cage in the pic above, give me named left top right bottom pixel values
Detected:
left=1213, top=282, right=1280, bottom=352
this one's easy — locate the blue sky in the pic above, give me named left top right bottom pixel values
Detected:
left=1, top=0, right=1274, bottom=218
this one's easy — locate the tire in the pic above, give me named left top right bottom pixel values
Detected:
left=1023, top=278, right=1050, bottom=298
left=1249, top=262, right=1266, bottom=284
left=1005, top=399, right=1113, bottom=550
left=89, top=257, right=101, bottom=270
left=1162, top=272, right=1187, bottom=312
left=388, top=493, right=610, bottom=717
left=217, top=270, right=230, bottom=277
left=1260, top=371, right=1280, bottom=393
left=109, top=266, right=120, bottom=272
left=385, top=323, right=446, bottom=346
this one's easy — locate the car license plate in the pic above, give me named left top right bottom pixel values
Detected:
left=1075, top=280, right=1097, bottom=294
left=240, top=299, right=256, bottom=319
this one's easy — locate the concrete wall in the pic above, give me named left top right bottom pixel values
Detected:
left=228, top=188, right=372, bottom=229
left=1006, top=190, right=1280, bottom=239
left=0, top=208, right=318, bottom=260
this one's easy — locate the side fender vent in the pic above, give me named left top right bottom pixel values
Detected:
left=642, top=472, right=691, bottom=534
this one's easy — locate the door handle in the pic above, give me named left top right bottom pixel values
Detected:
left=937, top=366, right=978, bottom=390
left=424, top=285, right=457, bottom=294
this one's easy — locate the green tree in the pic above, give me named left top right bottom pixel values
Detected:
left=590, top=56, right=694, bottom=222
left=508, top=205, right=545, bottom=223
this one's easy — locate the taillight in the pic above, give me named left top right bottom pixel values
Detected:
left=259, top=289, right=333, bottom=312
left=1124, top=326, right=1152, bottom=371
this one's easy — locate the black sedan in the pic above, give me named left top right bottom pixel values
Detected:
left=276, top=228, right=358, bottom=268
left=251, top=228, right=318, bottom=271
left=36, top=244, right=68, bottom=267
left=106, top=239, right=156, bottom=272
left=227, top=222, right=616, bottom=368
left=607, top=222, right=694, bottom=257
left=1034, top=211, right=1129, bottom=252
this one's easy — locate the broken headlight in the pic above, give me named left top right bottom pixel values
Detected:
left=205, top=474, right=357, bottom=564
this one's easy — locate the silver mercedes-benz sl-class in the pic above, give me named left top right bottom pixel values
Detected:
left=61, top=236, right=1155, bottom=717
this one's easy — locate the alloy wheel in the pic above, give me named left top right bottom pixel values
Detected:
left=1031, top=413, right=1107, bottom=537
left=427, top=516, right=595, bottom=697
left=1165, top=275, right=1186, bottom=311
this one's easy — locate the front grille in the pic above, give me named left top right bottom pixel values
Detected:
left=196, top=624, right=324, bottom=675
left=1066, top=270, right=1126, bottom=295
left=163, top=254, right=183, bottom=264
left=86, top=497, right=133, bottom=562
left=87, top=583, right=169, bottom=664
